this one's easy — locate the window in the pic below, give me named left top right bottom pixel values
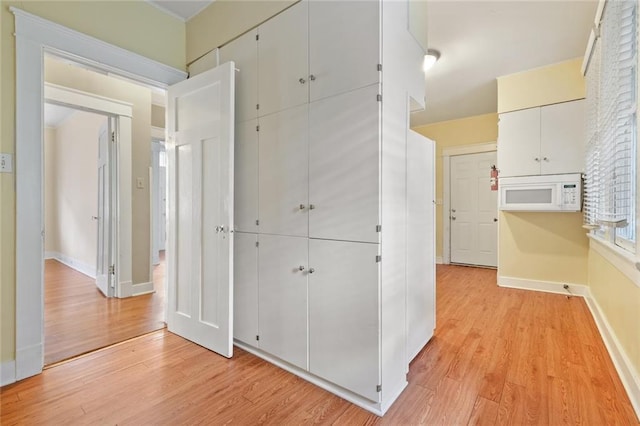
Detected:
left=584, top=0, right=638, bottom=252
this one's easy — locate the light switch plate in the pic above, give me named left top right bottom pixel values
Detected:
left=136, top=177, right=144, bottom=189
left=0, top=153, right=13, bottom=173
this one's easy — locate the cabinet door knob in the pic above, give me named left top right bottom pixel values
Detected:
left=451, top=209, right=456, bottom=213
left=451, top=216, right=456, bottom=221
left=308, top=268, right=315, bottom=274
left=299, top=78, right=306, bottom=84
left=543, top=157, right=549, bottom=162
left=299, top=204, right=306, bottom=210
left=494, top=218, right=498, bottom=222
left=299, top=265, right=305, bottom=271
left=309, top=204, right=316, bottom=210
left=91, top=216, right=99, bottom=220
left=309, top=74, right=316, bottom=81
left=534, top=157, right=540, bottom=162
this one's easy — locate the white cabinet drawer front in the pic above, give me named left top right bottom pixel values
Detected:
left=258, top=234, right=308, bottom=370
left=309, top=238, right=380, bottom=402
left=259, top=105, right=309, bottom=237
left=234, top=119, right=259, bottom=233
left=309, top=84, right=380, bottom=243
left=234, top=232, right=258, bottom=344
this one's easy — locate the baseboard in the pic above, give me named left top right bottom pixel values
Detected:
left=584, top=294, right=640, bottom=420
left=118, top=281, right=133, bottom=298
left=234, top=339, right=389, bottom=416
left=15, top=343, right=42, bottom=381
left=1, top=360, right=16, bottom=387
left=47, top=251, right=96, bottom=279
left=498, top=275, right=640, bottom=420
left=436, top=256, right=444, bottom=264
left=132, top=281, right=154, bottom=296
left=498, top=275, right=589, bottom=297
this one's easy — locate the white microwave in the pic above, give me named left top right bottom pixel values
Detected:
left=499, top=173, right=582, bottom=212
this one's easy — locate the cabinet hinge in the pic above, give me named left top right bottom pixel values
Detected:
left=256, top=34, right=259, bottom=41
left=256, top=335, right=260, bottom=341
left=377, top=94, right=382, bottom=102
left=111, top=132, right=115, bottom=142
left=376, top=384, right=382, bottom=392
left=256, top=103, right=260, bottom=110
left=256, top=241, right=259, bottom=248
left=376, top=224, right=382, bottom=232
left=256, top=219, right=260, bottom=226
left=256, top=125, right=260, bottom=132
left=377, top=63, right=382, bottom=72
left=109, top=264, right=115, bottom=275
left=376, top=255, right=382, bottom=263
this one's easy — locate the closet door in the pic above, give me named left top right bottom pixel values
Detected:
left=309, top=84, right=380, bottom=243
left=259, top=105, right=309, bottom=237
left=220, top=29, right=258, bottom=122
left=258, top=234, right=308, bottom=370
left=309, top=238, right=380, bottom=402
left=309, top=0, right=380, bottom=102
left=258, top=1, right=308, bottom=117
left=234, top=232, right=258, bottom=345
left=234, top=119, right=259, bottom=232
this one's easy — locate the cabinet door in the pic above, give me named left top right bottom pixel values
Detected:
left=234, top=119, right=259, bottom=232
left=259, top=105, right=309, bottom=237
left=234, top=232, right=258, bottom=345
left=498, top=108, right=541, bottom=177
left=219, top=29, right=258, bottom=122
left=258, top=234, right=308, bottom=370
left=309, top=84, right=380, bottom=243
left=258, top=1, right=308, bottom=117
left=309, top=0, right=380, bottom=102
left=309, top=239, right=380, bottom=402
left=540, top=100, right=585, bottom=175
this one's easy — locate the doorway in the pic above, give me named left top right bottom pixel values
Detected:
left=449, top=151, right=498, bottom=267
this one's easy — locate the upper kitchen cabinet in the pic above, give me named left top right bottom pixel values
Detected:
left=498, top=99, right=585, bottom=177
left=219, top=29, right=258, bottom=122
left=257, top=1, right=309, bottom=117
left=308, top=0, right=380, bottom=102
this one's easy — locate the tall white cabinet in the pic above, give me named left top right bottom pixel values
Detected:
left=223, top=0, right=435, bottom=415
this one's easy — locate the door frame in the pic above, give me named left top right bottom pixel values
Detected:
left=45, top=83, right=133, bottom=298
left=442, top=142, right=496, bottom=265
left=12, top=7, right=186, bottom=382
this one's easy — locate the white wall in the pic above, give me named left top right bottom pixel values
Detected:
left=44, top=110, right=108, bottom=275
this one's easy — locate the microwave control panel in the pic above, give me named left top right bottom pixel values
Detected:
left=562, top=184, right=579, bottom=206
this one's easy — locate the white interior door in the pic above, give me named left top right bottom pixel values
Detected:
left=159, top=161, right=166, bottom=251
left=167, top=62, right=235, bottom=358
left=450, top=151, right=498, bottom=267
left=95, top=119, right=114, bottom=297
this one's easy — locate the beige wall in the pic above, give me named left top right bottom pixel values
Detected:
left=497, top=59, right=589, bottom=285
left=151, top=105, right=165, bottom=129
left=0, top=1, right=185, bottom=363
left=45, top=111, right=107, bottom=268
left=588, top=249, right=640, bottom=377
left=413, top=113, right=498, bottom=259
left=186, top=0, right=297, bottom=64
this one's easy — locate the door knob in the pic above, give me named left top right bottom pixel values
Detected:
left=299, top=78, right=306, bottom=84
left=309, top=204, right=316, bottom=210
left=216, top=225, right=225, bottom=233
left=451, top=216, right=456, bottom=221
left=299, top=204, right=306, bottom=210
left=451, top=209, right=456, bottom=213
left=91, top=216, right=99, bottom=220
left=494, top=218, right=498, bottom=222
left=543, top=157, right=549, bottom=162
left=534, top=157, right=540, bottom=162
left=309, top=74, right=316, bottom=81
left=298, top=265, right=305, bottom=271
left=308, top=268, right=315, bottom=274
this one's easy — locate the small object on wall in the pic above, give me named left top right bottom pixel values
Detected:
left=0, top=153, right=13, bottom=173
left=136, top=177, right=144, bottom=189
left=490, top=165, right=499, bottom=191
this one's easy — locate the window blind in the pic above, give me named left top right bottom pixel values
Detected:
left=583, top=0, right=637, bottom=250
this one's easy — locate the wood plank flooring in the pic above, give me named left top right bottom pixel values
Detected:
left=44, top=254, right=165, bottom=365
left=4, top=264, right=637, bottom=424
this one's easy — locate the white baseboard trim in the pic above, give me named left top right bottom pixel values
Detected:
left=436, top=256, right=444, bottom=265
left=15, top=343, right=42, bottom=381
left=1, top=360, right=16, bottom=387
left=498, top=275, right=640, bottom=420
left=132, top=281, right=154, bottom=296
left=46, top=251, right=96, bottom=279
left=584, top=294, right=640, bottom=420
left=234, top=339, right=394, bottom=416
left=498, top=275, right=589, bottom=297
left=118, top=281, right=133, bottom=298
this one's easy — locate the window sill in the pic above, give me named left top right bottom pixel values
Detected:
left=588, top=234, right=640, bottom=289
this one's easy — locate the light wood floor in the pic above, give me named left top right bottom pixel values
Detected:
left=44, top=253, right=165, bottom=365
left=3, top=265, right=637, bottom=424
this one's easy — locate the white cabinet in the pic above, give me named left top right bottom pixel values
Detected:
left=219, top=29, right=258, bottom=122
left=258, top=234, right=308, bottom=370
left=258, top=105, right=309, bottom=237
left=309, top=85, right=380, bottom=243
left=498, top=100, right=585, bottom=177
left=308, top=0, right=380, bottom=102
left=234, top=119, right=259, bottom=232
left=257, top=1, right=308, bottom=117
left=308, top=239, right=380, bottom=402
left=234, top=232, right=258, bottom=344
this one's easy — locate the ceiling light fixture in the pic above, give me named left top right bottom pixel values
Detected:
left=423, top=49, right=441, bottom=72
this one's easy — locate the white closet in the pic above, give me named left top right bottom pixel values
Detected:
left=223, top=0, right=435, bottom=415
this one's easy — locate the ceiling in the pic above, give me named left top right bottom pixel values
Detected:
left=411, top=0, right=598, bottom=126
left=44, top=104, right=76, bottom=129
left=145, top=0, right=597, bottom=126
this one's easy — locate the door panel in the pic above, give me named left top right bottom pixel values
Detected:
left=95, top=125, right=111, bottom=297
left=258, top=1, right=308, bottom=117
left=540, top=100, right=585, bottom=174
left=309, top=0, right=380, bottom=102
left=234, top=119, right=259, bottom=233
left=450, top=151, right=498, bottom=267
left=220, top=29, right=258, bottom=122
left=497, top=108, right=540, bottom=177
left=258, top=234, right=308, bottom=370
left=167, top=62, right=235, bottom=358
left=309, top=84, right=380, bottom=243
left=259, top=105, right=309, bottom=237
left=234, top=232, right=258, bottom=344
left=309, top=238, right=379, bottom=402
